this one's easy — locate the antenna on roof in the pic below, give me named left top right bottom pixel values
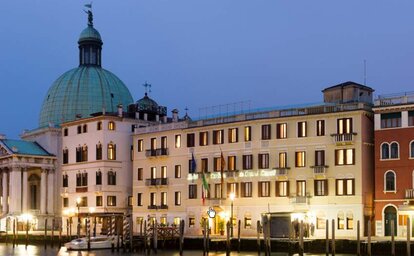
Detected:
left=364, top=59, right=367, bottom=86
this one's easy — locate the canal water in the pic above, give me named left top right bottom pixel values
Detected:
left=0, top=244, right=357, bottom=256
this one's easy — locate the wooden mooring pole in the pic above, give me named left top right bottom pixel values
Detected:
left=391, top=220, right=395, bottom=256
left=325, top=219, right=329, bottom=256
left=407, top=216, right=411, bottom=256
left=257, top=220, right=261, bottom=255
left=357, top=220, right=360, bottom=256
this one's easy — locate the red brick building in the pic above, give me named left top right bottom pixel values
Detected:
left=374, top=92, right=414, bottom=236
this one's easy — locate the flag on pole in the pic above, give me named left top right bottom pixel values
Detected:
left=220, top=150, right=225, bottom=198
left=190, top=152, right=196, bottom=173
left=201, top=172, right=209, bottom=205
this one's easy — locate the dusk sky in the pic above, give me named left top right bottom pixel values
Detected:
left=1, top=1, right=414, bottom=139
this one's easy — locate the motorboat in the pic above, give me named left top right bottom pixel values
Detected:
left=65, top=236, right=116, bottom=250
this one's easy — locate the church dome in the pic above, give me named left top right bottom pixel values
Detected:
left=38, top=10, right=133, bottom=128
left=136, top=93, right=160, bottom=114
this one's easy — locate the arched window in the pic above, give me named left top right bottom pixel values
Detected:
left=390, top=142, right=399, bottom=159
left=81, top=145, right=88, bottom=162
left=62, top=174, right=68, bottom=187
left=108, top=171, right=116, bottom=185
left=108, top=143, right=116, bottom=160
left=410, top=141, right=414, bottom=158
left=337, top=211, right=345, bottom=230
left=96, top=143, right=102, bottom=160
left=346, top=211, right=354, bottom=230
left=63, top=148, right=69, bottom=164
left=381, top=143, right=389, bottom=159
left=385, top=170, right=396, bottom=192
left=96, top=170, right=102, bottom=185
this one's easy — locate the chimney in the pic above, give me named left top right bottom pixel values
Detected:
left=172, top=109, right=179, bottom=122
left=117, top=104, right=123, bottom=117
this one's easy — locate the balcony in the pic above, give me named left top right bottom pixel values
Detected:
left=331, top=133, right=357, bottom=145
left=147, top=204, right=169, bottom=210
left=291, top=195, right=308, bottom=204
left=225, top=170, right=239, bottom=178
left=405, top=189, right=414, bottom=199
left=148, top=205, right=158, bottom=210
left=311, top=165, right=328, bottom=175
left=145, top=178, right=169, bottom=186
left=274, top=167, right=290, bottom=176
left=159, top=205, right=168, bottom=210
left=76, top=186, right=88, bottom=193
left=145, top=148, right=169, bottom=157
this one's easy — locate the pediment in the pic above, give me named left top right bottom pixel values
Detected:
left=0, top=144, right=11, bottom=157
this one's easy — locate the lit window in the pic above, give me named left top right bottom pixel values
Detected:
left=189, top=184, right=197, bottom=199
left=175, top=191, right=181, bottom=205
left=296, top=180, right=306, bottom=197
left=346, top=211, right=354, bottom=230
left=150, top=192, right=157, bottom=206
left=107, top=196, right=116, bottom=206
left=175, top=134, right=181, bottom=148
left=278, top=152, right=287, bottom=168
left=297, top=121, right=307, bottom=138
left=108, top=121, right=116, bottom=131
left=276, top=123, right=287, bottom=139
left=161, top=192, right=167, bottom=206
left=314, top=180, right=328, bottom=196
left=63, top=198, right=69, bottom=207
left=213, top=130, right=224, bottom=144
left=175, top=165, right=181, bottom=178
left=244, top=217, right=252, bottom=229
left=228, top=156, right=236, bottom=171
left=137, top=168, right=143, bottom=180
left=276, top=181, right=289, bottom=197
left=189, top=217, right=195, bottom=228
left=244, top=126, right=251, bottom=141
left=201, top=158, right=208, bottom=173
left=227, top=183, right=239, bottom=197
left=258, top=181, right=270, bottom=197
left=199, top=132, right=209, bottom=146
left=336, top=179, right=355, bottom=195
left=107, top=143, right=116, bottom=160
left=240, top=182, right=252, bottom=197
left=295, top=151, right=306, bottom=167
left=137, top=139, right=143, bottom=152
left=335, top=149, right=354, bottom=165
left=337, top=211, right=345, bottom=230
left=258, top=153, right=269, bottom=169
left=316, top=120, right=325, bottom=136
left=214, top=184, right=222, bottom=199
left=228, top=128, right=238, bottom=143
left=337, top=118, right=353, bottom=134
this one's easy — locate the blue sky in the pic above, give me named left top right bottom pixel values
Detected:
left=1, top=1, right=414, bottom=138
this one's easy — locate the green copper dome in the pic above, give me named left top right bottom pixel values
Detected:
left=39, top=66, right=133, bottom=127
left=38, top=11, right=133, bottom=128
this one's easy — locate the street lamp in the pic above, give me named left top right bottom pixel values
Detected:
left=76, top=197, right=82, bottom=237
left=89, top=207, right=96, bottom=237
left=229, top=192, right=235, bottom=238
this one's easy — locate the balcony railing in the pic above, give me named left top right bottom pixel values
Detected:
left=406, top=189, right=414, bottom=199
left=290, top=195, right=309, bottom=204
left=225, top=170, right=239, bottom=178
left=331, top=133, right=357, bottom=144
left=274, top=167, right=290, bottom=176
left=159, top=205, right=168, bottom=210
left=311, top=165, right=328, bottom=175
left=148, top=205, right=158, bottom=210
left=147, top=205, right=169, bottom=210
left=145, top=178, right=169, bottom=186
left=145, top=148, right=169, bottom=157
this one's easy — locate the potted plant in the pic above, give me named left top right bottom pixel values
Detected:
left=218, top=220, right=225, bottom=235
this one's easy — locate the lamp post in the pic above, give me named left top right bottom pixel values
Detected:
left=76, top=197, right=81, bottom=237
left=89, top=207, right=96, bottom=237
left=229, top=192, right=235, bottom=238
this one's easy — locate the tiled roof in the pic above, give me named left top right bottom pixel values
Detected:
left=1, top=139, right=53, bottom=156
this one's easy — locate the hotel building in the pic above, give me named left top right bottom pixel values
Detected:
left=132, top=81, right=375, bottom=237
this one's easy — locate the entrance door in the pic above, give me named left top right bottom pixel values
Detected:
left=384, top=206, right=397, bottom=236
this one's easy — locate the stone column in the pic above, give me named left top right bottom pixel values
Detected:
left=40, top=169, right=47, bottom=214
left=9, top=167, right=21, bottom=214
left=47, top=170, right=54, bottom=214
left=22, top=168, right=28, bottom=212
left=2, top=170, right=8, bottom=213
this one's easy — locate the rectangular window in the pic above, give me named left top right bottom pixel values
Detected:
left=276, top=181, right=289, bottom=197
left=228, top=128, right=238, bottom=143
left=227, top=183, right=239, bottom=197
left=161, top=166, right=167, bottom=178
left=137, top=139, right=143, bottom=152
left=409, top=111, right=414, bottom=126
left=79, top=196, right=88, bottom=207
left=137, top=168, right=143, bottom=180
left=161, top=136, right=167, bottom=149
left=295, top=151, right=306, bottom=167
left=316, top=120, right=325, bottom=136
left=175, top=191, right=181, bottom=205
left=96, top=171, right=102, bottom=185
left=63, top=175, right=68, bottom=187
left=63, top=197, right=69, bottom=207
left=261, top=124, right=271, bottom=140
left=276, top=123, right=287, bottom=139
left=228, top=156, right=236, bottom=171
left=175, top=165, right=181, bottom=178
left=96, top=196, right=102, bottom=207
left=296, top=181, right=306, bottom=197
left=199, top=132, right=209, bottom=146
left=335, top=149, right=355, bottom=165
left=161, top=192, right=167, bottom=206
left=107, top=171, right=116, bottom=185
left=314, top=180, right=328, bottom=196
left=187, top=133, right=195, bottom=147
left=150, top=192, right=156, bottom=206
left=214, top=184, right=222, bottom=198
left=107, top=144, right=116, bottom=160
left=96, top=144, right=102, bottom=160
left=175, top=134, right=181, bottom=148
left=244, top=217, right=252, bottom=229
left=63, top=128, right=68, bottom=136
left=258, top=181, right=270, bottom=197
left=297, top=121, right=307, bottom=137
left=150, top=138, right=157, bottom=150
left=107, top=196, right=116, bottom=206
left=137, top=193, right=142, bottom=206
left=380, top=113, right=401, bottom=129
left=201, top=158, right=208, bottom=173
left=240, top=182, right=252, bottom=197
left=63, top=149, right=69, bottom=164
left=278, top=152, right=287, bottom=168
left=189, top=184, right=197, bottom=199
left=242, top=155, right=253, bottom=170
left=258, top=153, right=269, bottom=169
left=76, top=173, right=88, bottom=187
left=244, top=126, right=252, bottom=141
left=150, top=167, right=156, bottom=179
left=315, top=150, right=325, bottom=166
left=336, top=179, right=355, bottom=195
left=189, top=217, right=195, bottom=228
left=337, top=118, right=353, bottom=134
left=214, top=157, right=225, bottom=171
left=212, top=130, right=224, bottom=144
